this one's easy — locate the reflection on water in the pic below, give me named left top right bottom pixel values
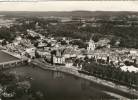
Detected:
left=6, top=65, right=128, bottom=100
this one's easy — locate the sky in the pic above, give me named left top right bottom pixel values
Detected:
left=0, top=1, right=138, bottom=11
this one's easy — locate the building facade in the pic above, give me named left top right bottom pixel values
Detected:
left=87, top=38, right=95, bottom=51
left=52, top=49, right=65, bottom=65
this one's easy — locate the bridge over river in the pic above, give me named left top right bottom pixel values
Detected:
left=0, top=59, right=28, bottom=69
left=0, top=50, right=28, bottom=70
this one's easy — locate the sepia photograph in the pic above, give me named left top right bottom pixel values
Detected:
left=0, top=1, right=138, bottom=100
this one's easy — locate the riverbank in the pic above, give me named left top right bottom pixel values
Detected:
left=31, top=59, right=138, bottom=99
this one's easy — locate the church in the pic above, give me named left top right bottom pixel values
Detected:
left=87, top=38, right=95, bottom=51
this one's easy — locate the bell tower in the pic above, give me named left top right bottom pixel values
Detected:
left=87, top=38, right=95, bottom=51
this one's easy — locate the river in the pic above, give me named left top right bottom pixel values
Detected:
left=4, top=64, right=138, bottom=100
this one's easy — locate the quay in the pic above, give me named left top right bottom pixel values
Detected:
left=31, top=59, right=138, bottom=98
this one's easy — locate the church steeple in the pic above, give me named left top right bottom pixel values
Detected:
left=87, top=36, right=95, bottom=51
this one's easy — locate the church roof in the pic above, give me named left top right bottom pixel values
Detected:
left=89, top=38, right=95, bottom=42
left=63, top=48, right=81, bottom=55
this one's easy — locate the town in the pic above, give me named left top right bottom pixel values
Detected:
left=0, top=11, right=138, bottom=99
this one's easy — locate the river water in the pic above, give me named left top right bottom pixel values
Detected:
left=6, top=65, right=115, bottom=100
left=5, top=64, right=138, bottom=100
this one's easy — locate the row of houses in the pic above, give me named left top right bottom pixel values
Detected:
left=47, top=38, right=138, bottom=70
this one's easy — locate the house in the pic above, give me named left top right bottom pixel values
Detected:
left=27, top=30, right=39, bottom=38
left=65, top=58, right=73, bottom=67
left=121, top=65, right=138, bottom=72
left=96, top=38, right=110, bottom=48
left=16, top=36, right=22, bottom=41
left=135, top=57, right=138, bottom=65
left=52, top=49, right=65, bottom=65
left=25, top=47, right=36, bottom=58
left=129, top=49, right=138, bottom=56
left=13, top=36, right=22, bottom=46
left=37, top=42, right=47, bottom=49
left=63, top=48, right=77, bottom=58
left=0, top=39, right=5, bottom=45
left=37, top=49, right=51, bottom=58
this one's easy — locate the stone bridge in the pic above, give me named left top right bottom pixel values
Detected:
left=0, top=59, right=28, bottom=69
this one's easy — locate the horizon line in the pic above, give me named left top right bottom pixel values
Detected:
left=0, top=10, right=138, bottom=12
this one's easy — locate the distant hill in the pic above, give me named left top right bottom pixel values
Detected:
left=0, top=11, right=138, bottom=18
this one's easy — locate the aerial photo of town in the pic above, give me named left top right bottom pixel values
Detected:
left=0, top=10, right=138, bottom=100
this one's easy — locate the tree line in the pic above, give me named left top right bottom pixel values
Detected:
left=80, top=58, right=138, bottom=90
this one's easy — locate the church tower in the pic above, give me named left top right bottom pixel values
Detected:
left=87, top=38, right=95, bottom=51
